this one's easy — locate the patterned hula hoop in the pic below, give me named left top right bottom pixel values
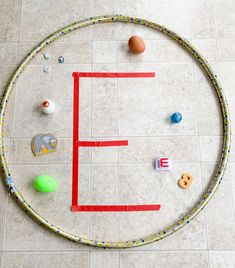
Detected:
left=0, top=15, right=231, bottom=248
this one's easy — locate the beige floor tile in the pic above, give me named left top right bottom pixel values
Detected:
left=202, top=163, right=235, bottom=250
left=79, top=146, right=92, bottom=164
left=0, top=0, right=21, bottom=42
left=0, top=44, right=18, bottom=65
left=214, top=0, right=235, bottom=38
left=210, top=251, right=235, bottom=268
left=93, top=23, right=116, bottom=41
left=90, top=252, right=119, bottom=268
left=229, top=137, right=235, bottom=162
left=120, top=251, right=209, bottom=268
left=92, top=77, right=118, bottom=136
left=229, top=163, right=235, bottom=215
left=91, top=212, right=118, bottom=241
left=200, top=136, right=223, bottom=162
left=92, top=0, right=116, bottom=17
left=20, top=0, right=92, bottom=42
left=192, top=39, right=217, bottom=62
left=93, top=63, right=117, bottom=72
left=92, top=137, right=118, bottom=163
left=93, top=41, right=117, bottom=63
left=80, top=77, right=92, bottom=138
left=189, top=0, right=216, bottom=38
left=218, top=39, right=235, bottom=61
left=91, top=164, right=118, bottom=205
left=78, top=164, right=91, bottom=204
left=1, top=252, right=89, bottom=268
left=91, top=64, right=118, bottom=137
left=116, top=0, right=191, bottom=39
left=0, top=66, right=16, bottom=92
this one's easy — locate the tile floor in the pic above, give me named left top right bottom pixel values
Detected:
left=0, top=0, right=235, bottom=267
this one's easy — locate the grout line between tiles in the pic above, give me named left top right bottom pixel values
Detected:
left=1, top=191, right=9, bottom=261
left=212, top=0, right=219, bottom=64
left=208, top=250, right=212, bottom=268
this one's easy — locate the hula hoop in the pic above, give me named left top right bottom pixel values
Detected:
left=0, top=15, right=231, bottom=249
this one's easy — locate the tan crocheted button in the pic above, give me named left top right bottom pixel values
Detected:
left=181, top=173, right=193, bottom=183
left=178, top=173, right=193, bottom=189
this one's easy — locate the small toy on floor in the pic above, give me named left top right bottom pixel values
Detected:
left=43, top=52, right=50, bottom=60
left=58, top=56, right=64, bottom=63
left=178, top=173, right=193, bottom=189
left=170, top=112, right=182, bottom=123
left=43, top=66, right=51, bottom=73
left=34, top=175, right=58, bottom=192
left=154, top=157, right=171, bottom=171
left=41, top=99, right=56, bottom=114
left=31, top=133, right=58, bottom=156
left=128, top=35, right=145, bottom=54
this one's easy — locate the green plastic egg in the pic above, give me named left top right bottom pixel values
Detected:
left=34, top=175, right=57, bottom=193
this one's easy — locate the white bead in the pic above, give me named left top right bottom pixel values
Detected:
left=41, top=99, right=56, bottom=114
left=43, top=66, right=51, bottom=73
left=44, top=52, right=50, bottom=60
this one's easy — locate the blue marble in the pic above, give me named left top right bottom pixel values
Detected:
left=170, top=112, right=182, bottom=123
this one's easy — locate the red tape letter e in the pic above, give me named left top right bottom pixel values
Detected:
left=72, top=71, right=161, bottom=212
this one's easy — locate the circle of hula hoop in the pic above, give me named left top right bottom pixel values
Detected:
left=0, top=15, right=231, bottom=249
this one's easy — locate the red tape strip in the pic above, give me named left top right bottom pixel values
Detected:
left=72, top=72, right=155, bottom=78
left=78, top=140, right=128, bottom=147
left=71, top=204, right=161, bottom=212
left=72, top=76, right=79, bottom=207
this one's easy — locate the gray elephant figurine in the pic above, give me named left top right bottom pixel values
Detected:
left=31, top=134, right=58, bottom=156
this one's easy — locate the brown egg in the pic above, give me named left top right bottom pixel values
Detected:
left=128, top=35, right=145, bottom=54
